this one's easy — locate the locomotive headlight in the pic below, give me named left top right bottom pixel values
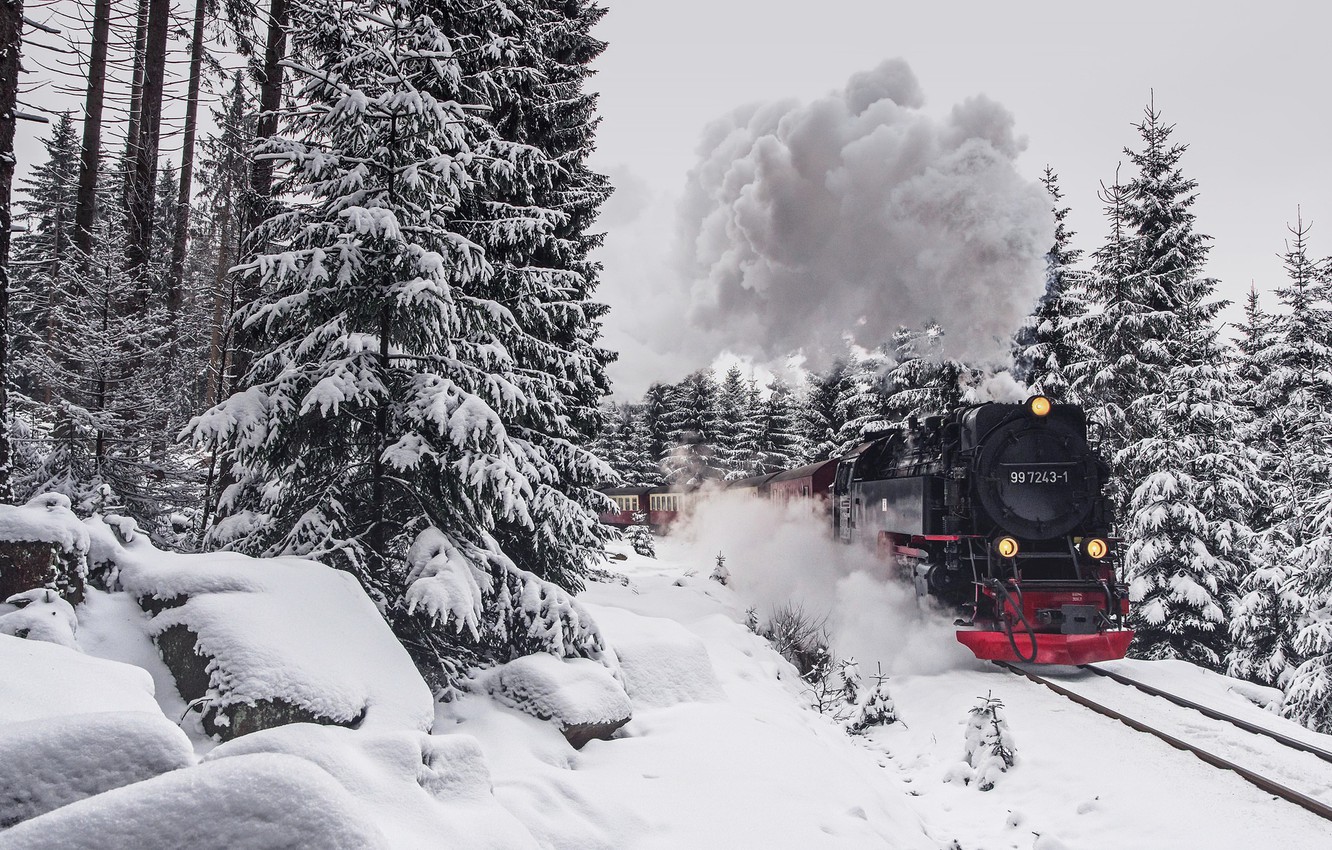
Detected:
left=1029, top=395, right=1052, bottom=417
left=996, top=536, right=1020, bottom=558
left=1084, top=537, right=1109, bottom=559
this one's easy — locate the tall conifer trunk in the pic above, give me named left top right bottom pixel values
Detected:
left=122, top=0, right=169, bottom=285
left=73, top=0, right=111, bottom=261
left=168, top=0, right=208, bottom=340
left=0, top=0, right=23, bottom=502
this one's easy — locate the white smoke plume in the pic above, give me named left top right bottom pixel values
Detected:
left=662, top=491, right=978, bottom=676
left=674, top=58, right=1052, bottom=371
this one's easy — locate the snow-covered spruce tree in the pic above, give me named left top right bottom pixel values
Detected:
left=1067, top=172, right=1148, bottom=517
left=834, top=344, right=894, bottom=453
left=802, top=355, right=855, bottom=462
left=751, top=378, right=804, bottom=475
left=885, top=322, right=976, bottom=425
left=1102, top=99, right=1253, bottom=668
left=9, top=112, right=79, bottom=407
left=439, top=0, right=616, bottom=588
left=1012, top=166, right=1087, bottom=403
left=640, top=382, right=672, bottom=474
left=848, top=665, right=897, bottom=734
left=590, top=402, right=628, bottom=485
left=661, top=369, right=723, bottom=486
left=1285, top=489, right=1332, bottom=733
left=965, top=692, right=1015, bottom=791
left=189, top=0, right=608, bottom=688
left=1226, top=222, right=1329, bottom=689
left=1119, top=277, right=1257, bottom=668
left=715, top=365, right=753, bottom=479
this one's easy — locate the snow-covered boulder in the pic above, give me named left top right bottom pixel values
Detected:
left=93, top=517, right=434, bottom=740
left=0, top=634, right=161, bottom=724
left=0, top=711, right=194, bottom=828
left=206, top=724, right=537, bottom=849
left=484, top=653, right=631, bottom=748
left=0, top=589, right=80, bottom=649
left=0, top=753, right=389, bottom=849
left=0, top=494, right=90, bottom=603
left=589, top=609, right=725, bottom=708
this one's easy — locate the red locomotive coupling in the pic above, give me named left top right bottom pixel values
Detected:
left=956, top=630, right=1134, bottom=665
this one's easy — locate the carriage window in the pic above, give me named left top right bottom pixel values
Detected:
left=650, top=494, right=680, bottom=512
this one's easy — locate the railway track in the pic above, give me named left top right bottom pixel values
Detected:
left=994, top=660, right=1332, bottom=822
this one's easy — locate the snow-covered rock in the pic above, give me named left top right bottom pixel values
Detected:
left=93, top=517, right=434, bottom=740
left=206, top=724, right=536, bottom=849
left=0, top=494, right=90, bottom=602
left=585, top=607, right=724, bottom=708
left=484, top=653, right=632, bottom=748
left=0, top=634, right=161, bottom=724
left=0, top=589, right=80, bottom=648
left=0, top=753, right=388, bottom=849
left=0, top=711, right=194, bottom=828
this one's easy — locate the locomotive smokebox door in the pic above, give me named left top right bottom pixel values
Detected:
left=974, top=406, right=1101, bottom=540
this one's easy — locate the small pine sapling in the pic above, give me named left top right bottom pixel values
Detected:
left=626, top=524, right=656, bottom=558
left=711, top=551, right=729, bottom=585
left=849, top=664, right=898, bottom=733
left=965, top=692, right=1016, bottom=790
left=838, top=657, right=861, bottom=706
left=745, top=606, right=760, bottom=634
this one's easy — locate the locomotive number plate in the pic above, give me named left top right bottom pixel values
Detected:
left=1005, top=465, right=1074, bottom=485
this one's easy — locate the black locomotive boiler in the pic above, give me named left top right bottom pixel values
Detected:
left=833, top=396, right=1133, bottom=664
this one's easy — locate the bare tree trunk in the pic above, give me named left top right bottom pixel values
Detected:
left=167, top=0, right=207, bottom=340
left=122, top=0, right=169, bottom=284
left=123, top=0, right=147, bottom=201
left=0, top=0, right=22, bottom=503
left=227, top=0, right=288, bottom=393
left=73, top=0, right=111, bottom=261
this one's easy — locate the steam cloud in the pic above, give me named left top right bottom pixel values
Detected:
left=663, top=491, right=977, bottom=676
left=675, top=58, right=1052, bottom=368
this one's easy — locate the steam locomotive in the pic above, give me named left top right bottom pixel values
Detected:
left=599, top=396, right=1134, bottom=665
left=830, top=396, right=1132, bottom=664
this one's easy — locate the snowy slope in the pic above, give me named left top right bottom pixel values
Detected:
left=6, top=503, right=1332, bottom=848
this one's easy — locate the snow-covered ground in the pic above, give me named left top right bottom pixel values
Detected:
left=5, top=508, right=1332, bottom=848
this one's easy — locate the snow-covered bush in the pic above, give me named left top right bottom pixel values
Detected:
left=763, top=602, right=832, bottom=682
left=964, top=692, right=1016, bottom=791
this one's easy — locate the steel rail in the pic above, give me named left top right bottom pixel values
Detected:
left=994, top=661, right=1332, bottom=823
left=1080, top=663, right=1332, bottom=765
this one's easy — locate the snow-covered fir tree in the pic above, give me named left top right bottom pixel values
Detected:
left=442, top=0, right=617, bottom=588
left=1226, top=222, right=1329, bottom=690
left=715, top=365, right=755, bottom=479
left=661, top=370, right=723, bottom=486
left=964, top=692, right=1015, bottom=791
left=750, top=378, right=804, bottom=474
left=1100, top=99, right=1249, bottom=668
left=803, top=356, right=855, bottom=462
left=189, top=0, right=609, bottom=686
left=1012, top=166, right=1087, bottom=403
left=884, top=323, right=974, bottom=424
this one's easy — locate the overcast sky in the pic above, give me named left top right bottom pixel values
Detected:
left=588, top=0, right=1332, bottom=396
